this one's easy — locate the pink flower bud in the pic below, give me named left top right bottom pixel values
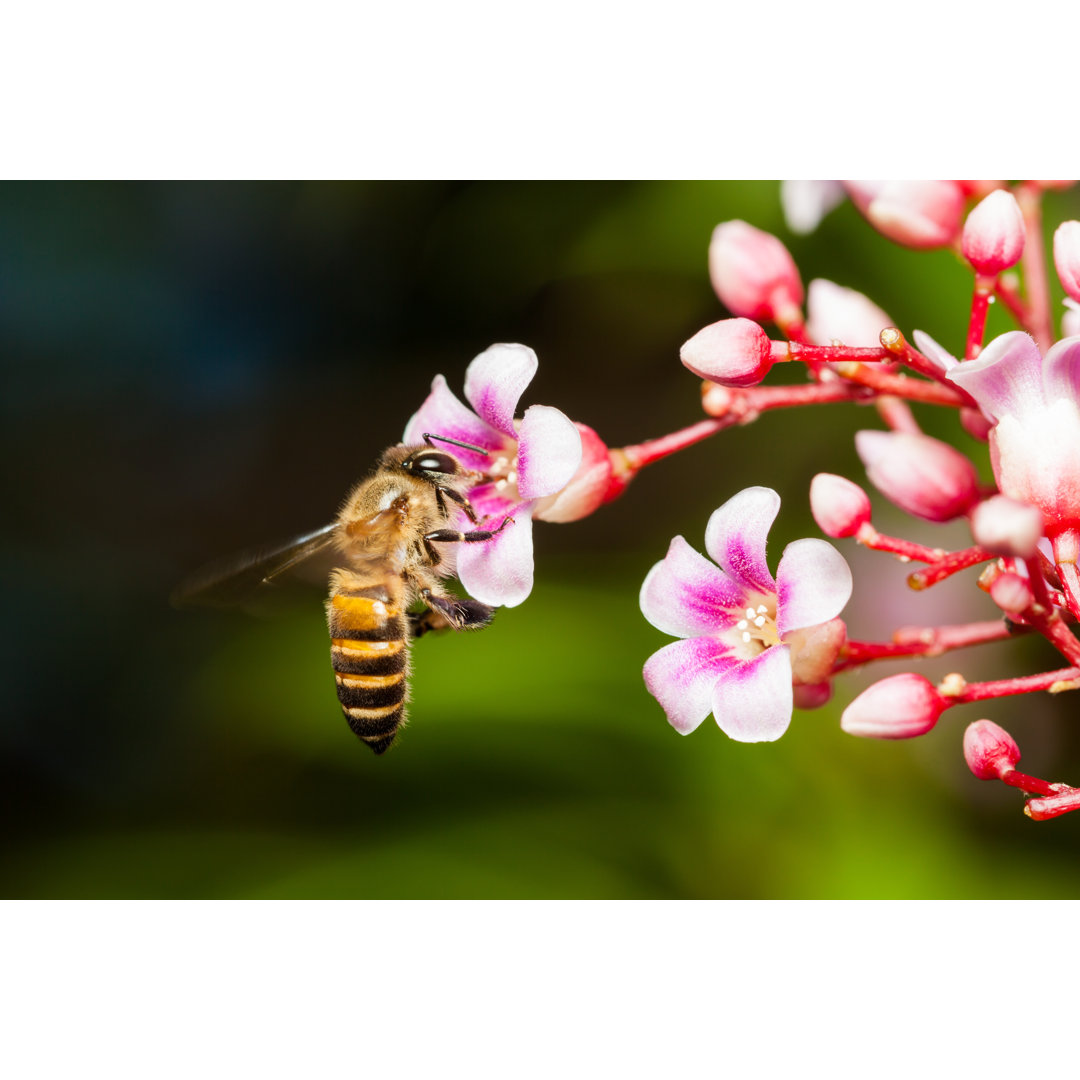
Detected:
left=841, top=673, right=946, bottom=739
left=963, top=719, right=1021, bottom=780
left=970, top=494, right=1044, bottom=557
left=806, top=278, right=893, bottom=347
left=810, top=473, right=872, bottom=538
left=793, top=682, right=832, bottom=710
left=961, top=190, right=1025, bottom=275
left=680, top=317, right=775, bottom=388
left=708, top=220, right=804, bottom=323
left=1054, top=221, right=1080, bottom=303
left=533, top=423, right=627, bottom=523
left=851, top=181, right=966, bottom=250
left=989, top=571, right=1034, bottom=614
left=855, top=430, right=980, bottom=523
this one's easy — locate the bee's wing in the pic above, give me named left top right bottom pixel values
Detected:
left=172, top=522, right=342, bottom=609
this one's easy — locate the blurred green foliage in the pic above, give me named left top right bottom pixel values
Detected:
left=3, top=181, right=1079, bottom=897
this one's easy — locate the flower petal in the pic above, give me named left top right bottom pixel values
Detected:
left=403, top=374, right=505, bottom=470
left=643, top=636, right=738, bottom=735
left=464, top=343, right=538, bottom=439
left=516, top=404, right=583, bottom=499
left=912, top=329, right=958, bottom=374
left=704, top=486, right=779, bottom=595
left=1042, top=335, right=1080, bottom=404
left=945, top=331, right=1047, bottom=423
left=639, top=535, right=746, bottom=639
left=775, top=538, right=852, bottom=637
left=711, top=645, right=793, bottom=742
left=455, top=504, right=534, bottom=608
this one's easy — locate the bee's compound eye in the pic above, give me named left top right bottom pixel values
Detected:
left=411, top=452, right=459, bottom=475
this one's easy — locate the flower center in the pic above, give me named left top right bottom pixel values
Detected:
left=487, top=448, right=521, bottom=502
left=734, top=604, right=781, bottom=654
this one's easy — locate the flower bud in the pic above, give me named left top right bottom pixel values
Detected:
left=806, top=278, right=893, bottom=347
left=781, top=180, right=846, bottom=235
left=680, top=318, right=774, bottom=388
left=708, top=220, right=804, bottom=323
left=810, top=473, right=872, bottom=538
left=963, top=719, right=1021, bottom=780
left=961, top=190, right=1025, bottom=275
left=533, top=423, right=627, bottom=523
left=989, top=571, right=1034, bottom=614
left=970, top=494, right=1044, bottom=557
left=793, top=682, right=832, bottom=710
left=850, top=181, right=966, bottom=250
left=841, top=673, right=946, bottom=738
left=1053, top=221, right=1080, bottom=303
left=855, top=430, right=980, bottom=523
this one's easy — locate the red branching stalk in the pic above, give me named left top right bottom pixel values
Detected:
left=834, top=620, right=1016, bottom=674
left=830, top=362, right=969, bottom=407
left=1016, top=182, right=1055, bottom=351
left=940, top=666, right=1080, bottom=706
left=908, top=547, right=996, bottom=589
left=1025, top=787, right=1080, bottom=820
left=618, top=416, right=734, bottom=472
left=853, top=522, right=944, bottom=563
left=994, top=274, right=1030, bottom=326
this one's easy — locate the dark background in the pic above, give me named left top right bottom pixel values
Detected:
left=3, top=180, right=1079, bottom=897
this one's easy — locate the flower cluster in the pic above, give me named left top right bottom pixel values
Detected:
left=405, top=180, right=1080, bottom=823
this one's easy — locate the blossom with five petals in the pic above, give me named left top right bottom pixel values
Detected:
left=403, top=343, right=582, bottom=608
left=639, top=487, right=852, bottom=743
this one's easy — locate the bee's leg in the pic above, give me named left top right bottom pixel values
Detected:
left=437, top=486, right=480, bottom=525
left=409, top=607, right=454, bottom=638
left=419, top=589, right=496, bottom=632
left=423, top=515, right=514, bottom=547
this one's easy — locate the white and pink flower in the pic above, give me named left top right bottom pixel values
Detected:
left=403, top=343, right=583, bottom=608
left=945, top=331, right=1080, bottom=547
left=639, top=487, right=852, bottom=743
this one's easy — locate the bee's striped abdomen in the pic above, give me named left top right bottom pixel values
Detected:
left=328, top=582, right=409, bottom=755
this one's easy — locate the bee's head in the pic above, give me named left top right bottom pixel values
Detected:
left=401, top=448, right=463, bottom=481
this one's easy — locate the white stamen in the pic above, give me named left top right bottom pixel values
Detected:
left=757, top=605, right=768, bottom=614
left=745, top=607, right=756, bottom=620
left=742, top=631, right=752, bottom=643
left=754, top=615, right=767, bottom=627
left=737, top=619, right=749, bottom=631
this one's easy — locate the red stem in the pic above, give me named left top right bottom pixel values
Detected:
left=834, top=620, right=1015, bottom=674
left=999, top=769, right=1062, bottom=798
left=907, top=546, right=996, bottom=590
left=942, top=666, right=1080, bottom=706
left=854, top=522, right=944, bottom=563
left=965, top=275, right=995, bottom=360
left=1016, top=182, right=1054, bottom=352
left=1024, top=787, right=1080, bottom=821
left=619, top=416, right=733, bottom=471
left=995, top=275, right=1030, bottom=326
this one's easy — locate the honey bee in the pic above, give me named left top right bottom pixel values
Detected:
left=175, top=436, right=510, bottom=754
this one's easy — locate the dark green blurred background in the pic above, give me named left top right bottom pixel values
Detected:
left=3, top=181, right=1079, bottom=898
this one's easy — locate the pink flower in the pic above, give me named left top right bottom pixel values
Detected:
left=961, top=190, right=1025, bottom=275
left=1054, top=221, right=1080, bottom=303
left=708, top=221, right=804, bottom=324
left=679, top=317, right=776, bottom=387
left=639, top=487, right=852, bottom=743
left=806, top=279, right=893, bottom=347
left=840, top=673, right=946, bottom=739
left=963, top=720, right=1021, bottom=780
left=855, top=430, right=980, bottom=522
left=809, top=473, right=872, bottom=538
left=403, top=343, right=582, bottom=607
left=945, top=331, right=1080, bottom=543
left=780, top=180, right=846, bottom=235
left=845, top=181, right=966, bottom=250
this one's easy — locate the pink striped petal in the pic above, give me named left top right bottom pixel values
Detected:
left=464, top=343, right=538, bottom=439
left=711, top=646, right=793, bottom=742
left=639, top=535, right=746, bottom=639
left=456, top=504, right=535, bottom=608
left=945, top=331, right=1046, bottom=423
left=516, top=404, right=583, bottom=499
left=643, top=635, right=739, bottom=735
left=403, top=375, right=505, bottom=470
left=704, top=486, right=779, bottom=595
left=775, top=538, right=852, bottom=637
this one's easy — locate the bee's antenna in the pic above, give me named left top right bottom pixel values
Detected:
left=422, top=433, right=490, bottom=456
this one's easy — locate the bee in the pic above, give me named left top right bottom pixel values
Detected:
left=175, top=436, right=510, bottom=754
